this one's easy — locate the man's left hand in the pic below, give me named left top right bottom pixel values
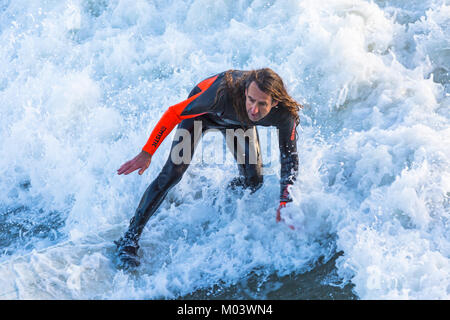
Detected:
left=276, top=201, right=295, bottom=230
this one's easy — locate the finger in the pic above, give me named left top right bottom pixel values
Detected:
left=118, top=163, right=133, bottom=175
left=117, top=161, right=131, bottom=174
left=276, top=210, right=282, bottom=222
left=138, top=164, right=149, bottom=175
left=117, top=164, right=129, bottom=175
left=119, top=159, right=132, bottom=168
left=119, top=159, right=138, bottom=174
left=123, top=164, right=140, bottom=175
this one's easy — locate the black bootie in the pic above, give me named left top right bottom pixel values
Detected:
left=114, top=231, right=140, bottom=270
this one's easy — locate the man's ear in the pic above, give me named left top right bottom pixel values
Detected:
left=272, top=99, right=279, bottom=108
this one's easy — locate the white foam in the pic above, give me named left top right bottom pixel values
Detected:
left=0, top=0, right=448, bottom=299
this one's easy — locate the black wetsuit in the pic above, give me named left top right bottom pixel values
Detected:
left=124, top=70, right=299, bottom=245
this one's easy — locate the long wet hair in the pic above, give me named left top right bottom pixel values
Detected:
left=214, top=68, right=302, bottom=126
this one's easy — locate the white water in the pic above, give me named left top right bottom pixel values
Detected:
left=0, top=0, right=448, bottom=299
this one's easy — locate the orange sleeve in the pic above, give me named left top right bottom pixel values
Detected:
left=142, top=75, right=218, bottom=155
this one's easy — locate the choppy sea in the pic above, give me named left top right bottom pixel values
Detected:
left=0, top=0, right=448, bottom=299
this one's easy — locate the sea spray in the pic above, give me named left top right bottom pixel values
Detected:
left=0, top=0, right=448, bottom=299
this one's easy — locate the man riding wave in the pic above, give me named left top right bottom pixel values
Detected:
left=115, top=68, right=302, bottom=269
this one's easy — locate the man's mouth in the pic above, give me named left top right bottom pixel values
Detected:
left=249, top=113, right=258, bottom=120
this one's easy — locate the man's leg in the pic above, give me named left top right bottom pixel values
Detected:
left=115, top=116, right=206, bottom=268
left=222, top=126, right=264, bottom=193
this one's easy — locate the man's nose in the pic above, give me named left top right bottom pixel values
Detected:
left=251, top=104, right=258, bottom=114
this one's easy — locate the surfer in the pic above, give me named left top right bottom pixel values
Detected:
left=115, top=68, right=301, bottom=269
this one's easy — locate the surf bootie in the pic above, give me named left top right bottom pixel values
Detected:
left=227, top=176, right=263, bottom=194
left=227, top=176, right=246, bottom=190
left=114, top=232, right=141, bottom=270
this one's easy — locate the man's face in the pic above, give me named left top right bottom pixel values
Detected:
left=245, top=81, right=278, bottom=122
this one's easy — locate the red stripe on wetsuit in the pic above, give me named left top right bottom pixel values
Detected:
left=142, top=75, right=218, bottom=156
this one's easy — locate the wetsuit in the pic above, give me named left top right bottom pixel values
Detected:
left=125, top=70, right=299, bottom=243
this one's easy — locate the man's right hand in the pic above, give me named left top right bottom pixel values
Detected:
left=117, top=151, right=152, bottom=176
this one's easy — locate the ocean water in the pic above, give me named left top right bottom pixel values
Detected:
left=0, top=0, right=448, bottom=300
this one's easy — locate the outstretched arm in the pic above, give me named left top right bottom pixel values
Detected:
left=117, top=74, right=220, bottom=176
